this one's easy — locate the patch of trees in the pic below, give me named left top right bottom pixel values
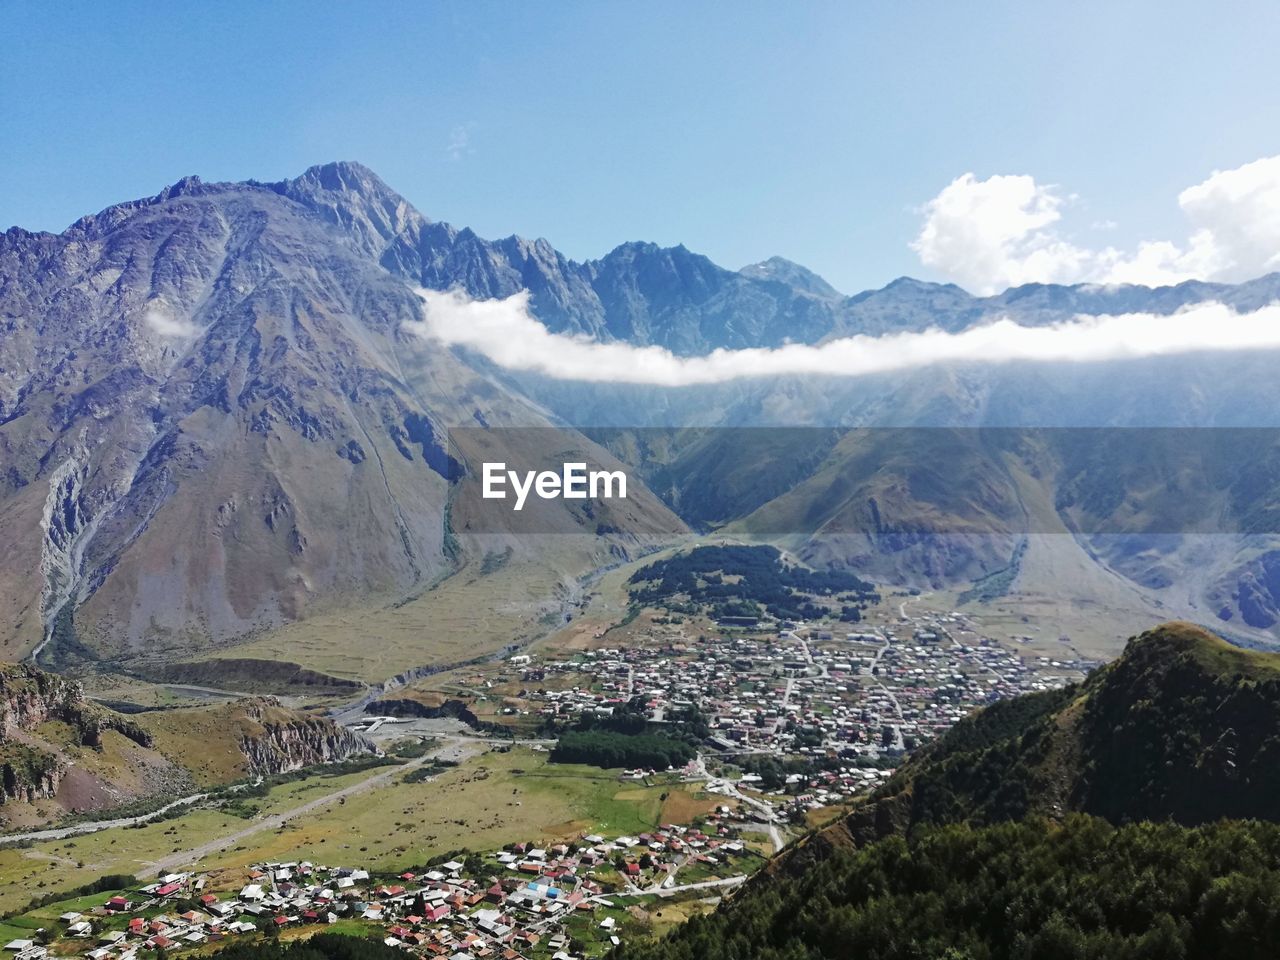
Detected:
left=734, top=755, right=815, bottom=792
left=1074, top=637, right=1280, bottom=825
left=571, top=697, right=710, bottom=741
left=882, top=683, right=1079, bottom=830
left=390, top=738, right=439, bottom=759
left=628, top=545, right=878, bottom=623
left=551, top=730, right=696, bottom=770
left=617, top=816, right=1280, bottom=960
left=554, top=697, right=708, bottom=771
left=402, top=759, right=459, bottom=784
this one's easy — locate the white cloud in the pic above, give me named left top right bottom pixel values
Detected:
left=911, top=174, right=1092, bottom=294
left=1175, top=155, right=1280, bottom=281
left=447, top=122, right=476, bottom=162
left=407, top=287, right=1280, bottom=386
left=913, top=156, right=1280, bottom=294
left=143, top=305, right=200, bottom=338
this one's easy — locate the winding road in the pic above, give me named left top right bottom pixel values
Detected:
left=603, top=875, right=748, bottom=898
left=690, top=757, right=786, bottom=853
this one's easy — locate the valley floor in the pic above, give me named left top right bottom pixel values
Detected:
left=2, top=537, right=1234, bottom=960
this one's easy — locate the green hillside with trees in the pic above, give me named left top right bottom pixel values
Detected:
left=627, top=544, right=878, bottom=622
left=619, top=816, right=1280, bottom=960
left=618, top=622, right=1280, bottom=959
left=821, top=622, right=1280, bottom=846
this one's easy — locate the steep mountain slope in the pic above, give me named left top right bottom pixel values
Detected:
left=0, top=173, right=462, bottom=664
left=581, top=425, right=1280, bottom=642
left=739, top=256, right=843, bottom=301
left=261, top=162, right=853, bottom=354
left=0, top=163, right=683, bottom=667
left=8, top=161, right=1280, bottom=668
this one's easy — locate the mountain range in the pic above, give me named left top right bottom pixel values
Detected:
left=0, top=162, right=683, bottom=669
left=6, top=161, right=1280, bottom=670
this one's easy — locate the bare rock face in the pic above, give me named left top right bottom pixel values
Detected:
left=1209, top=550, right=1280, bottom=629
left=0, top=168, right=467, bottom=665
left=233, top=698, right=374, bottom=775
left=0, top=662, right=151, bottom=805
left=1, top=756, right=60, bottom=805
left=0, top=663, right=84, bottom=737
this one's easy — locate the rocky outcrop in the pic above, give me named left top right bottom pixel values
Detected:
left=366, top=694, right=509, bottom=735
left=370, top=695, right=481, bottom=726
left=0, top=662, right=152, bottom=805
left=0, top=743, right=62, bottom=804
left=1211, top=550, right=1280, bottom=629
left=0, top=663, right=85, bottom=738
left=235, top=698, right=374, bottom=776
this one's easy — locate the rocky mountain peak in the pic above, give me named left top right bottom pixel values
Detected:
left=273, top=160, right=426, bottom=259
left=739, top=256, right=843, bottom=300
left=156, top=174, right=207, bottom=201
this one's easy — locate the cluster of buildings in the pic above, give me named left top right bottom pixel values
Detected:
left=517, top=608, right=1092, bottom=809
left=11, top=817, right=759, bottom=960
left=5, top=874, right=238, bottom=960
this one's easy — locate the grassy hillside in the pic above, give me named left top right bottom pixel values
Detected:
left=0, top=662, right=370, bottom=829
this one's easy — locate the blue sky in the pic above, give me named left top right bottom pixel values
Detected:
left=4, top=1, right=1279, bottom=293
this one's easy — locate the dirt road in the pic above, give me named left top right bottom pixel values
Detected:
left=134, top=739, right=481, bottom=876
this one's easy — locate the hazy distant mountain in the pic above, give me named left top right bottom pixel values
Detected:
left=294, top=162, right=1272, bottom=354
left=739, top=256, right=843, bottom=301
